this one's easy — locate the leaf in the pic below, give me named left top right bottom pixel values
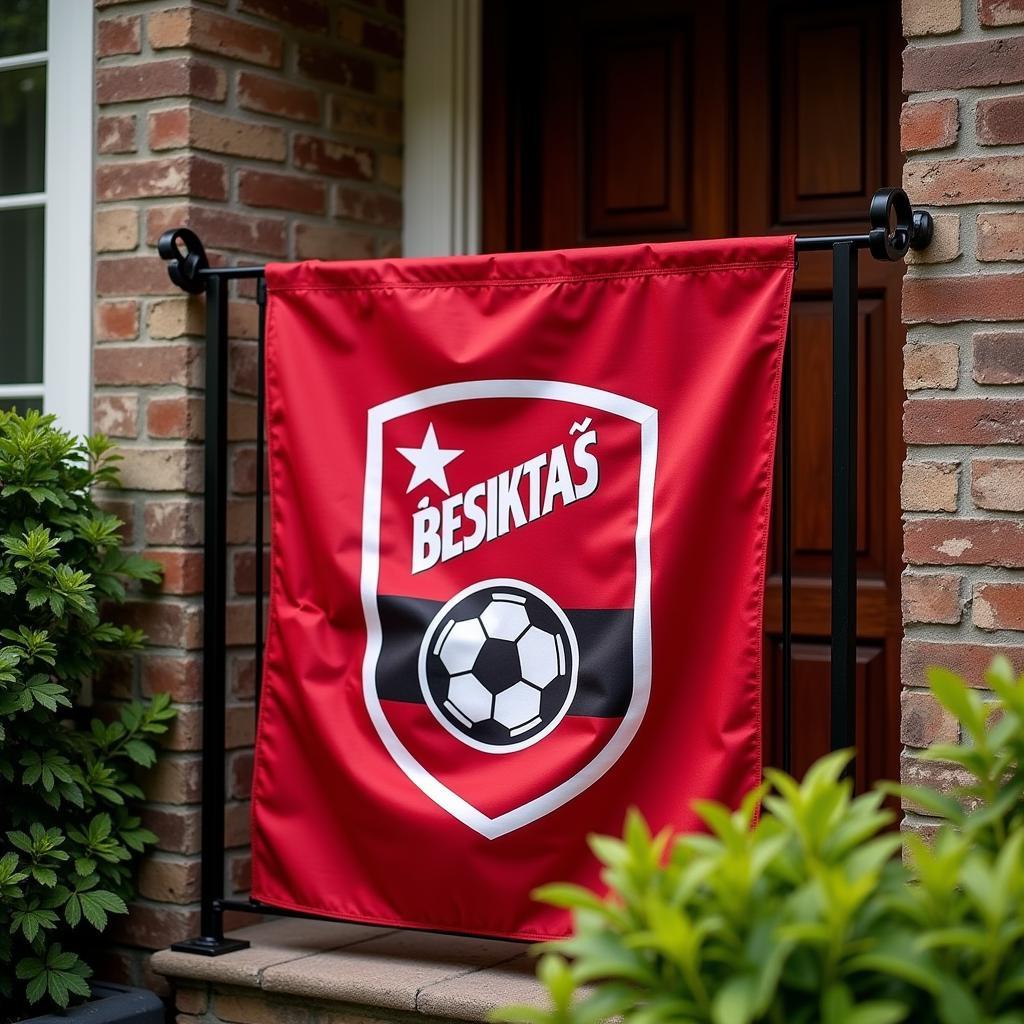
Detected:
left=712, top=974, right=758, bottom=1024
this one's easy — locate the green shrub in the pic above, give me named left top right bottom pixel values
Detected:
left=496, top=659, right=1024, bottom=1024
left=0, top=410, right=175, bottom=1019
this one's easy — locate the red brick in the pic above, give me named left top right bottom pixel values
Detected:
left=98, top=14, right=141, bottom=56
left=96, top=256, right=178, bottom=297
left=296, top=43, right=375, bottom=91
left=338, top=9, right=404, bottom=58
left=230, top=341, right=259, bottom=396
left=97, top=155, right=227, bottom=202
left=903, top=341, right=958, bottom=389
left=118, top=599, right=203, bottom=648
left=900, top=98, right=958, bottom=152
left=905, top=155, right=1024, bottom=206
left=138, top=856, right=201, bottom=904
left=117, top=448, right=204, bottom=493
left=146, top=203, right=287, bottom=257
left=97, top=113, right=136, bottom=154
left=176, top=988, right=209, bottom=1015
left=95, top=299, right=140, bottom=341
left=94, top=344, right=202, bottom=387
left=227, top=498, right=270, bottom=545
left=227, top=706, right=256, bottom=748
left=973, top=582, right=1024, bottom=630
left=229, top=852, right=252, bottom=894
left=903, top=36, right=1024, bottom=91
left=147, top=395, right=204, bottom=440
left=902, top=572, right=961, bottom=625
left=979, top=0, right=1024, bottom=26
left=93, top=394, right=139, bottom=439
left=977, top=94, right=1024, bottom=145
left=144, top=755, right=202, bottom=804
left=225, top=801, right=251, bottom=847
left=96, top=58, right=226, bottom=105
left=149, top=8, right=282, bottom=68
left=238, top=169, right=326, bottom=215
left=239, top=0, right=329, bottom=31
left=93, top=655, right=134, bottom=701
left=141, top=806, right=201, bottom=855
left=228, top=400, right=257, bottom=442
left=164, top=705, right=202, bottom=751
left=230, top=654, right=256, bottom=700
left=294, top=222, right=375, bottom=260
left=902, top=638, right=1024, bottom=688
left=904, top=398, right=1024, bottom=444
left=233, top=549, right=270, bottom=595
left=226, top=601, right=257, bottom=646
left=141, top=653, right=203, bottom=702
left=335, top=186, right=402, bottom=228
left=901, top=691, right=959, bottom=747
left=149, top=107, right=286, bottom=163
left=229, top=751, right=254, bottom=799
left=904, top=518, right=1024, bottom=567
left=110, top=903, right=198, bottom=950
left=903, top=274, right=1024, bottom=323
left=293, top=134, right=374, bottom=180
left=237, top=71, right=319, bottom=123
left=978, top=212, right=1024, bottom=261
left=148, top=549, right=205, bottom=595
left=972, top=458, right=1024, bottom=512
left=901, top=460, right=959, bottom=512
left=974, top=331, right=1024, bottom=384
left=145, top=499, right=203, bottom=546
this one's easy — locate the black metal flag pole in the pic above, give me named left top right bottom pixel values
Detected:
left=157, top=187, right=932, bottom=955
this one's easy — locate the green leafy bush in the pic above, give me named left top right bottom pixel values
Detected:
left=496, top=658, right=1024, bottom=1024
left=0, top=410, right=175, bottom=1019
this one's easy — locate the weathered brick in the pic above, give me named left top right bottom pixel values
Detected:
left=164, top=704, right=202, bottom=751
left=144, top=754, right=202, bottom=804
left=328, top=94, right=402, bottom=142
left=978, top=212, right=1024, bottom=261
left=119, top=598, right=203, bottom=649
left=293, top=134, right=375, bottom=180
left=229, top=851, right=252, bottom=893
left=150, top=107, right=286, bottom=163
left=148, top=549, right=205, bottom=595
left=95, top=299, right=140, bottom=341
left=227, top=498, right=269, bottom=545
left=977, top=94, right=1024, bottom=145
left=903, top=36, right=1024, bottom=91
left=148, top=297, right=205, bottom=340
left=214, top=992, right=309, bottom=1024
left=97, top=113, right=136, bottom=154
left=96, top=155, right=227, bottom=202
left=294, top=222, right=376, bottom=260
left=973, top=331, right=1024, bottom=384
left=972, top=458, right=1024, bottom=511
left=225, top=800, right=251, bottom=847
left=902, top=638, right=1024, bottom=688
left=230, top=654, right=256, bottom=700
left=974, top=581, right=1024, bottom=630
left=979, top=0, right=1024, bottom=26
left=147, top=395, right=204, bottom=440
left=96, top=208, right=139, bottom=253
left=296, top=43, right=375, bottom=91
left=901, top=690, right=959, bottom=747
left=902, top=572, right=962, bottom=624
left=903, top=341, right=958, bottom=389
left=94, top=344, right=202, bottom=387
left=145, top=499, right=204, bottom=546
left=900, top=97, right=958, bottom=152
left=905, top=156, right=1024, bottom=206
left=142, top=805, right=201, bottom=855
left=96, top=58, right=226, bottom=105
left=904, top=397, right=1024, bottom=444
left=141, top=653, right=203, bottom=702
left=238, top=169, right=326, bottom=215
left=228, top=400, right=257, bottom=441
left=176, top=987, right=209, bottom=1015
left=901, top=460, right=959, bottom=512
left=110, top=902, right=198, bottom=950
left=98, top=14, right=141, bottom=56
left=93, top=394, right=139, bottom=438
left=338, top=9, right=404, bottom=58
left=146, top=204, right=287, bottom=258
left=903, top=0, right=961, bottom=35
left=335, top=186, right=402, bottom=228
left=96, top=256, right=179, bottom=297
left=228, top=750, right=254, bottom=799
left=233, top=549, right=270, bottom=595
left=905, top=212, right=960, bottom=266
left=227, top=706, right=256, bottom=748
left=137, top=856, right=201, bottom=903
left=903, top=274, right=1024, bottom=323
left=904, top=518, right=1024, bottom=567
left=149, top=7, right=283, bottom=68
left=237, top=71, right=320, bottom=123
left=239, top=0, right=330, bottom=32
left=116, top=448, right=204, bottom=493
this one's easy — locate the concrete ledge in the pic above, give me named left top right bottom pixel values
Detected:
left=152, top=919, right=553, bottom=1023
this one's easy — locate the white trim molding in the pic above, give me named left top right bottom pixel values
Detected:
left=42, top=0, right=93, bottom=437
left=402, top=0, right=482, bottom=258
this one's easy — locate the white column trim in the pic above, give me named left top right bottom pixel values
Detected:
left=402, top=0, right=482, bottom=258
left=42, top=0, right=93, bottom=438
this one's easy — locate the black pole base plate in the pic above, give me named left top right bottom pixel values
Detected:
left=170, top=935, right=251, bottom=957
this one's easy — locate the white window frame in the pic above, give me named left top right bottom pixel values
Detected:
left=0, top=1, right=93, bottom=438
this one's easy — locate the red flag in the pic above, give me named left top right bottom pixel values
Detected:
left=252, top=237, right=794, bottom=940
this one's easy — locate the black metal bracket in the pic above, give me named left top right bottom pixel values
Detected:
left=158, top=186, right=935, bottom=953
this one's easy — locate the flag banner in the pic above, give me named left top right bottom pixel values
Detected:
left=252, top=236, right=794, bottom=940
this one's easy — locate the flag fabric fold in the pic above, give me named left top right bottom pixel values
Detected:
left=251, top=236, right=794, bottom=940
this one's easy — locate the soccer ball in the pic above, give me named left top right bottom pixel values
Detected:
left=420, top=580, right=577, bottom=751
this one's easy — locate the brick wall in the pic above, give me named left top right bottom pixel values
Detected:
left=900, top=0, right=1024, bottom=835
left=91, top=0, right=403, bottom=991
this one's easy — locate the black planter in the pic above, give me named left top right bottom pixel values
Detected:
left=18, top=984, right=163, bottom=1024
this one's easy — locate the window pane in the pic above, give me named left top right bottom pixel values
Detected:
left=0, top=0, right=47, bottom=58
left=1, top=396, right=43, bottom=416
left=0, top=205, right=43, bottom=384
left=0, top=63, right=46, bottom=194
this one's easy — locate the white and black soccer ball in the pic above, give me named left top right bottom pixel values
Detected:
left=419, top=579, right=578, bottom=753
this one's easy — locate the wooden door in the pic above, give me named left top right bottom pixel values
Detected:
left=483, top=0, right=906, bottom=791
